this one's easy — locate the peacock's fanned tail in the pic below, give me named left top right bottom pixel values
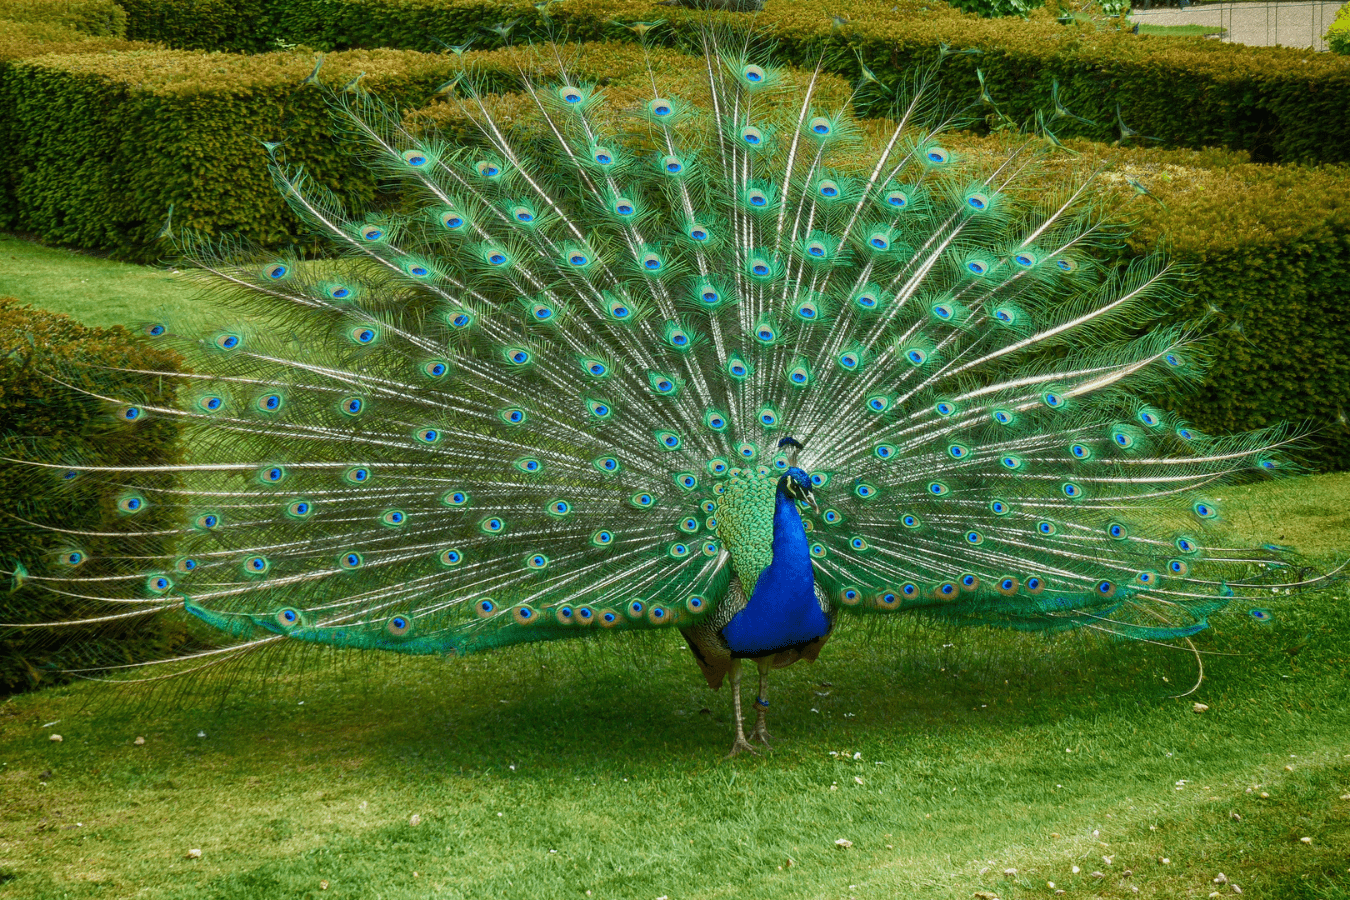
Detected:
left=5, top=33, right=1327, bottom=675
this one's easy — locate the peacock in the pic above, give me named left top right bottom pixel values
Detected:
left=6, top=25, right=1333, bottom=757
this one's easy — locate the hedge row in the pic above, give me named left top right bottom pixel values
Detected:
left=0, top=298, right=190, bottom=693
left=116, top=0, right=278, bottom=53
left=0, top=0, right=127, bottom=36
left=0, top=18, right=155, bottom=229
left=100, top=0, right=1350, bottom=165
left=4, top=39, right=1345, bottom=468
left=0, top=47, right=464, bottom=259
left=416, top=43, right=1350, bottom=470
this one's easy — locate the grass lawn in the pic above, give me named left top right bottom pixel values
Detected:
left=1133, top=23, right=1228, bottom=36
left=2, top=471, right=1347, bottom=900
left=1, top=236, right=1347, bottom=899
left=0, top=234, right=211, bottom=328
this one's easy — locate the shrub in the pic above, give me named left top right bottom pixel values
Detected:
left=261, top=0, right=1350, bottom=165
left=0, top=0, right=127, bottom=36
left=116, top=0, right=278, bottom=53
left=0, top=19, right=155, bottom=229
left=414, top=43, right=1350, bottom=469
left=1328, top=2, right=1350, bottom=55
left=0, top=48, right=461, bottom=260
left=0, top=298, right=190, bottom=693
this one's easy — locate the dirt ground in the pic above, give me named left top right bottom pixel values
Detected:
left=1129, top=0, right=1344, bottom=50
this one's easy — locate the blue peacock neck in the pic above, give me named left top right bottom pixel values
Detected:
left=767, top=484, right=813, bottom=587
left=720, top=479, right=828, bottom=657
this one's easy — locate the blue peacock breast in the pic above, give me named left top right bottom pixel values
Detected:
left=715, top=468, right=830, bottom=657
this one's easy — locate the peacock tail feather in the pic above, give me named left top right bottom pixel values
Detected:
left=5, top=29, right=1328, bottom=676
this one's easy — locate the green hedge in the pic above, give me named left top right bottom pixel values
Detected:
left=0, top=19, right=156, bottom=230
left=18, top=0, right=1350, bottom=163
left=0, top=47, right=460, bottom=260
left=0, top=0, right=127, bottom=36
left=186, top=0, right=1350, bottom=166
left=0, top=298, right=190, bottom=693
left=414, top=43, right=1350, bottom=469
left=116, top=0, right=278, bottom=53
left=2, top=39, right=1346, bottom=467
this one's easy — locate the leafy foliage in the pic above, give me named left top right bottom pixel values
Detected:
left=100, top=0, right=1350, bottom=164
left=0, top=0, right=127, bottom=36
left=0, top=48, right=461, bottom=260
left=116, top=0, right=279, bottom=53
left=0, top=298, right=190, bottom=693
left=0, top=39, right=1346, bottom=470
left=1328, top=1, right=1350, bottom=55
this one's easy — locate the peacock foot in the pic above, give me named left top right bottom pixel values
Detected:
left=726, top=736, right=759, bottom=758
left=749, top=723, right=772, bottom=746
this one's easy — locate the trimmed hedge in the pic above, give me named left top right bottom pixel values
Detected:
left=116, top=0, right=278, bottom=53
left=0, top=48, right=461, bottom=260
left=198, top=0, right=1350, bottom=165
left=13, top=0, right=1350, bottom=163
left=412, top=43, right=1350, bottom=468
left=0, top=298, right=190, bottom=693
left=0, top=0, right=127, bottom=36
left=0, top=19, right=156, bottom=229
left=2, top=39, right=1347, bottom=467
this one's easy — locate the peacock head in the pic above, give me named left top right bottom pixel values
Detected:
left=776, top=437, right=819, bottom=513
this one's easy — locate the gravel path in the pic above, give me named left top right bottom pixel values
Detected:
left=1130, top=0, right=1344, bottom=49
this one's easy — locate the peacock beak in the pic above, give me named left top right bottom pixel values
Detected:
left=805, top=491, right=820, bottom=515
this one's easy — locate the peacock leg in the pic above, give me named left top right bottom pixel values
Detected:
left=748, top=657, right=772, bottom=745
left=726, top=658, right=757, bottom=758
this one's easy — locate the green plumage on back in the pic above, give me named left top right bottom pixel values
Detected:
left=713, top=469, right=779, bottom=595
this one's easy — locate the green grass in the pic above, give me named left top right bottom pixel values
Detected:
left=0, top=233, right=210, bottom=328
left=1133, top=23, right=1228, bottom=36
left=0, top=236, right=1347, bottom=898
left=2, top=473, right=1348, bottom=900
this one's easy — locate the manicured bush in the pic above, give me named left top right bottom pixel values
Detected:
left=0, top=0, right=127, bottom=36
left=258, top=0, right=1350, bottom=165
left=3, top=39, right=1346, bottom=466
left=0, top=48, right=461, bottom=261
left=413, top=43, right=1350, bottom=469
left=0, top=19, right=155, bottom=229
left=116, top=0, right=278, bottom=53
left=0, top=298, right=190, bottom=693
